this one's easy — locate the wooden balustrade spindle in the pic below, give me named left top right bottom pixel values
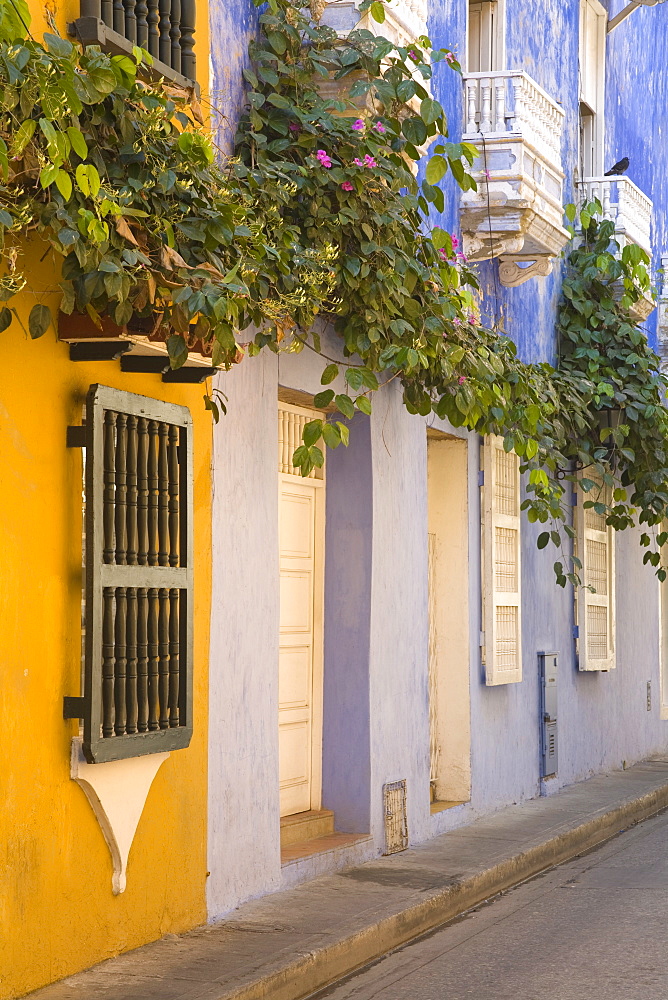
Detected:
left=168, top=425, right=180, bottom=567
left=168, top=589, right=180, bottom=726
left=147, top=420, right=159, bottom=565
left=158, top=0, right=171, bottom=64
left=113, top=0, right=125, bottom=34
left=126, top=414, right=138, bottom=566
left=147, top=588, right=160, bottom=730
left=179, top=0, right=195, bottom=80
left=124, top=0, right=137, bottom=43
left=114, top=587, right=127, bottom=736
left=125, top=588, right=138, bottom=734
left=147, top=0, right=160, bottom=57
left=102, top=588, right=115, bottom=738
left=81, top=0, right=102, bottom=16
left=101, top=0, right=113, bottom=25
left=115, top=413, right=128, bottom=564
left=170, top=0, right=181, bottom=72
left=103, top=411, right=116, bottom=564
left=137, top=417, right=149, bottom=565
left=157, top=423, right=169, bottom=566
left=137, top=588, right=149, bottom=732
left=158, top=588, right=170, bottom=729
left=135, top=0, right=148, bottom=45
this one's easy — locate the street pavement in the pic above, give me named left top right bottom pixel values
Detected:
left=314, top=809, right=668, bottom=1000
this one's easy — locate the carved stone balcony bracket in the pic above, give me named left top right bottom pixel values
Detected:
left=460, top=72, right=571, bottom=281
left=498, top=255, right=553, bottom=287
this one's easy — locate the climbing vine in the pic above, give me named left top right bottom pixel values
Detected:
left=1, top=0, right=668, bottom=578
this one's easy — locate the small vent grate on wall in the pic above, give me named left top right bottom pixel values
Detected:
left=383, top=780, right=408, bottom=855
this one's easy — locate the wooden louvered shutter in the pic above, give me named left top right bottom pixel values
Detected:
left=576, top=480, right=615, bottom=671
left=77, top=385, right=194, bottom=762
left=482, top=435, right=523, bottom=685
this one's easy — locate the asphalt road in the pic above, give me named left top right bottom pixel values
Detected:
left=313, top=809, right=668, bottom=1000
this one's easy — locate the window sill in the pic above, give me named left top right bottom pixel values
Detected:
left=68, top=17, right=199, bottom=93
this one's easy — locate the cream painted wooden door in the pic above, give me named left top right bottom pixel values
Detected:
left=278, top=403, right=325, bottom=818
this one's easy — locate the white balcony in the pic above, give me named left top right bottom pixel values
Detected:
left=460, top=71, right=571, bottom=286
left=321, top=0, right=427, bottom=49
left=578, top=176, right=655, bottom=322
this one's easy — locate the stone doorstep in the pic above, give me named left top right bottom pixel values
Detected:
left=21, top=758, right=668, bottom=1000
left=281, top=831, right=370, bottom=865
left=279, top=809, right=335, bottom=848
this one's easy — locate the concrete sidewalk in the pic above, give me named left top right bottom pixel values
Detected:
left=26, top=758, right=668, bottom=1000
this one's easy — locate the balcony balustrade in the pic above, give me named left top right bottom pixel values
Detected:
left=70, top=0, right=197, bottom=88
left=321, top=0, right=427, bottom=49
left=578, top=176, right=655, bottom=322
left=460, top=71, right=570, bottom=286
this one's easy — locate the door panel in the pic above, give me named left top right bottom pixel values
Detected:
left=277, top=408, right=325, bottom=818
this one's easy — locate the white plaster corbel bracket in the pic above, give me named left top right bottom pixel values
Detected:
left=498, top=255, right=553, bottom=287
left=608, top=1, right=668, bottom=34
left=70, top=738, right=170, bottom=894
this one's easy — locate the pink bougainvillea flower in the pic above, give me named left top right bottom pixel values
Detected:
left=451, top=234, right=460, bottom=249
left=351, top=118, right=365, bottom=131
left=288, top=123, right=300, bottom=132
left=445, top=51, right=456, bottom=64
left=457, top=252, right=468, bottom=263
left=468, top=313, right=477, bottom=324
left=484, top=169, right=491, bottom=179
left=363, top=154, right=377, bottom=167
left=408, top=49, right=418, bottom=61
left=458, top=376, right=466, bottom=384
left=353, top=157, right=364, bottom=167
left=374, top=121, right=386, bottom=133
left=437, top=248, right=448, bottom=260
left=316, top=149, right=332, bottom=168
left=453, top=317, right=462, bottom=325
left=341, top=181, right=354, bottom=191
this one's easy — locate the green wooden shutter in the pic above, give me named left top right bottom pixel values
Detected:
left=80, top=385, right=194, bottom=762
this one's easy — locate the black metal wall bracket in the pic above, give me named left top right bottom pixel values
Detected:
left=66, top=425, right=86, bottom=448
left=63, top=696, right=86, bottom=720
left=70, top=342, right=132, bottom=362
left=162, top=367, right=218, bottom=384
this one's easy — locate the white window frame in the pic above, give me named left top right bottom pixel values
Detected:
left=575, top=478, right=616, bottom=672
left=481, top=435, right=522, bottom=685
left=467, top=0, right=506, bottom=73
left=579, top=0, right=606, bottom=177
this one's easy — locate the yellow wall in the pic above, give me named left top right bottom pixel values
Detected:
left=0, top=267, right=211, bottom=996
left=0, top=5, right=213, bottom=994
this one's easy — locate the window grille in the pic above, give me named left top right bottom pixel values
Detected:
left=481, top=435, right=523, bottom=685
left=74, top=0, right=196, bottom=86
left=575, top=477, right=615, bottom=671
left=66, top=385, right=194, bottom=762
left=278, top=401, right=324, bottom=480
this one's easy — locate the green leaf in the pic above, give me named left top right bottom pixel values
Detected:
left=336, top=421, right=350, bottom=446
left=334, top=393, right=355, bottom=419
left=313, top=389, right=335, bottom=408
left=10, top=118, right=35, bottom=156
left=303, top=419, right=323, bottom=446
left=321, top=363, right=339, bottom=385
left=266, top=93, right=291, bottom=108
left=370, top=1, right=386, bottom=21
left=39, top=163, right=59, bottom=188
left=55, top=169, right=72, bottom=201
left=425, top=155, right=447, bottom=185
left=402, top=117, right=427, bottom=147
left=28, top=304, right=51, bottom=339
left=66, top=127, right=88, bottom=160
left=0, top=306, right=12, bottom=332
left=322, top=422, right=341, bottom=449
left=266, top=30, right=287, bottom=54
left=420, top=97, right=443, bottom=125
left=537, top=531, right=549, bottom=549
left=166, top=334, right=188, bottom=368
left=43, top=32, right=73, bottom=57
left=356, top=396, right=372, bottom=415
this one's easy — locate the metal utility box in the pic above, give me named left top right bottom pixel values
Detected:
left=539, top=652, right=558, bottom=777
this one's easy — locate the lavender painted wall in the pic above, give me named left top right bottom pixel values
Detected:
left=206, top=0, right=668, bottom=919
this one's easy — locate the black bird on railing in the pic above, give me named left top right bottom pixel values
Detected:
left=604, top=157, right=630, bottom=176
